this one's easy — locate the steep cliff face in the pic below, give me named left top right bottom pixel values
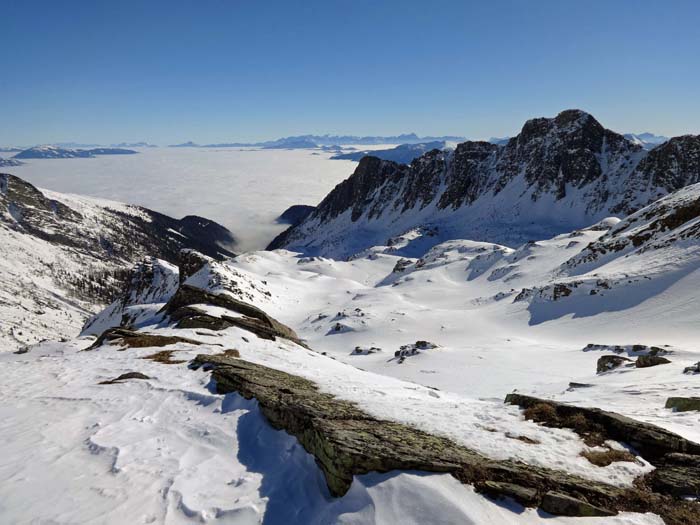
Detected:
left=269, top=110, right=700, bottom=259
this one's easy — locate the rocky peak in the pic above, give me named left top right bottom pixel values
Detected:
left=178, top=249, right=213, bottom=284
left=497, top=110, right=639, bottom=198
left=269, top=110, right=700, bottom=259
left=315, top=156, right=408, bottom=224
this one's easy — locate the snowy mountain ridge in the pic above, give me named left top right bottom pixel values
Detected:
left=270, top=110, right=700, bottom=259
left=0, top=173, right=236, bottom=352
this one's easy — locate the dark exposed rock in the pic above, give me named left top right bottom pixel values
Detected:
left=540, top=491, right=616, bottom=517
left=584, top=343, right=671, bottom=356
left=636, top=355, right=671, bottom=368
left=86, top=327, right=203, bottom=351
left=475, top=481, right=538, bottom=505
left=391, top=258, right=412, bottom=273
left=189, top=355, right=698, bottom=523
left=568, top=382, right=594, bottom=389
left=268, top=110, right=700, bottom=257
left=597, top=355, right=632, bottom=373
left=99, top=371, right=150, bottom=384
left=648, top=453, right=700, bottom=497
left=665, top=397, right=700, bottom=412
left=683, top=362, right=700, bottom=374
left=162, top=284, right=304, bottom=345
left=177, top=216, right=236, bottom=252
left=505, top=393, right=700, bottom=461
left=178, top=249, right=213, bottom=284
left=276, top=205, right=316, bottom=226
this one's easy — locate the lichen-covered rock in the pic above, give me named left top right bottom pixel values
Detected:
left=649, top=453, right=700, bottom=497
left=190, top=355, right=698, bottom=523
left=475, top=481, right=538, bottom=506
left=178, top=249, right=213, bottom=284
left=540, top=491, right=616, bottom=517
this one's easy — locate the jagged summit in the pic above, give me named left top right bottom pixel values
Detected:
left=269, top=110, right=699, bottom=259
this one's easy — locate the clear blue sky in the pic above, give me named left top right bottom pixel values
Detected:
left=3, top=0, right=699, bottom=145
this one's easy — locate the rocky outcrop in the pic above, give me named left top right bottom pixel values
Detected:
left=162, top=284, right=304, bottom=346
left=268, top=110, right=700, bottom=258
left=665, top=397, right=700, bottom=412
left=276, top=205, right=316, bottom=226
left=648, top=453, right=700, bottom=497
left=189, top=354, right=698, bottom=523
left=539, top=491, right=615, bottom=517
left=596, top=355, right=632, bottom=373
left=0, top=173, right=235, bottom=305
left=505, top=393, right=700, bottom=461
left=87, top=327, right=203, bottom=350
left=178, top=249, right=213, bottom=284
left=636, top=355, right=671, bottom=368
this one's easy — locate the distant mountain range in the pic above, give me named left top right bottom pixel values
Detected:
left=13, top=146, right=138, bottom=159
left=169, top=133, right=467, bottom=149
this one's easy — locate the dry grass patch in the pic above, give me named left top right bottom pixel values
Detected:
left=582, top=448, right=638, bottom=467
left=523, top=402, right=559, bottom=424
left=141, top=350, right=187, bottom=365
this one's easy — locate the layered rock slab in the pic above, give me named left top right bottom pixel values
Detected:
left=191, top=354, right=699, bottom=524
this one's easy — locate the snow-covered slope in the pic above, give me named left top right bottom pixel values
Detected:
left=0, top=173, right=236, bottom=352
left=330, top=141, right=452, bottom=164
left=624, top=132, right=669, bottom=150
left=270, top=110, right=700, bottom=258
left=3, top=239, right=693, bottom=523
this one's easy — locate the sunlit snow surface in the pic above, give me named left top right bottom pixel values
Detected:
left=4, top=146, right=362, bottom=251
left=0, top=336, right=663, bottom=525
